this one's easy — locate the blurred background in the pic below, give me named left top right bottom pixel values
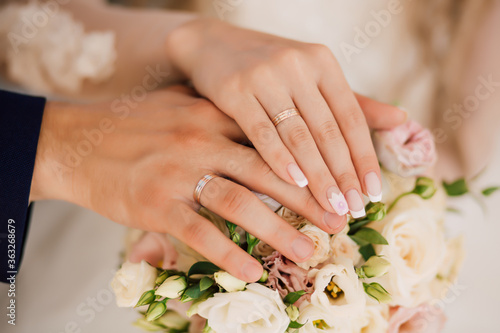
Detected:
left=1, top=0, right=499, bottom=332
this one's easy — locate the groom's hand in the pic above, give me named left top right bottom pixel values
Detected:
left=31, top=86, right=347, bottom=282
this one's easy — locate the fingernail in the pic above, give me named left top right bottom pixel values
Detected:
left=242, top=261, right=263, bottom=281
left=324, top=211, right=345, bottom=232
left=345, top=189, right=366, bottom=219
left=292, top=235, right=314, bottom=260
left=365, top=171, right=382, bottom=202
left=327, top=186, right=349, bottom=216
left=287, top=163, right=308, bottom=188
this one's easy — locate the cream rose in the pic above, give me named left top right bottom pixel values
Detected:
left=368, top=196, right=446, bottom=307
left=196, top=283, right=290, bottom=333
left=111, top=260, right=157, bottom=307
left=277, top=207, right=308, bottom=229
left=309, top=257, right=365, bottom=318
left=296, top=223, right=331, bottom=269
left=356, top=305, right=389, bottom=333
left=329, top=227, right=362, bottom=266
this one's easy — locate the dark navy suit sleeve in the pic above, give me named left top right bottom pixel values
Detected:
left=0, top=90, right=45, bottom=283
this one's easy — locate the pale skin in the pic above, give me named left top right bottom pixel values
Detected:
left=21, top=1, right=409, bottom=282
left=30, top=86, right=405, bottom=282
left=55, top=1, right=407, bottom=216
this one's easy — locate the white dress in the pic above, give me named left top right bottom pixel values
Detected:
left=1, top=1, right=500, bottom=332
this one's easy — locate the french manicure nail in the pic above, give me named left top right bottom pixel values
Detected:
left=327, top=186, right=349, bottom=216
left=242, top=261, right=263, bottom=281
left=292, top=235, right=314, bottom=260
left=365, top=171, right=382, bottom=202
left=345, top=189, right=366, bottom=219
left=324, top=211, right=345, bottom=232
left=287, top=163, right=308, bottom=188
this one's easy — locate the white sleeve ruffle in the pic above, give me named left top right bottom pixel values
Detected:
left=0, top=2, right=116, bottom=94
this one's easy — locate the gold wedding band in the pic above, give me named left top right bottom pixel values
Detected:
left=271, top=108, right=301, bottom=127
left=193, top=173, right=220, bottom=205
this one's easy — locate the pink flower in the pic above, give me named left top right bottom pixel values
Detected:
left=373, top=120, right=436, bottom=177
left=262, top=251, right=314, bottom=307
left=388, top=304, right=447, bottom=333
left=128, top=232, right=178, bottom=270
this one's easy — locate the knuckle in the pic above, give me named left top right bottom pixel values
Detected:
left=355, top=154, right=378, bottom=170
left=344, top=108, right=367, bottom=129
left=251, top=121, right=277, bottom=146
left=317, top=120, right=343, bottom=144
left=306, top=43, right=333, bottom=60
left=273, top=47, right=304, bottom=67
left=336, top=171, right=359, bottom=188
left=287, top=125, right=311, bottom=150
left=223, top=187, right=252, bottom=216
left=182, top=220, right=209, bottom=246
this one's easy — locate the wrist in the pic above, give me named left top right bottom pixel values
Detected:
left=30, top=101, right=77, bottom=202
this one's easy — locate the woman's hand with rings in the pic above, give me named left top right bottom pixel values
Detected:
left=166, top=18, right=407, bottom=218
left=32, top=86, right=347, bottom=282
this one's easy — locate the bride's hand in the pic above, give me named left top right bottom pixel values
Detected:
left=166, top=19, right=407, bottom=218
left=32, top=86, right=346, bottom=282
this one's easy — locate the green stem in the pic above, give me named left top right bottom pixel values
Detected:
left=387, top=192, right=412, bottom=213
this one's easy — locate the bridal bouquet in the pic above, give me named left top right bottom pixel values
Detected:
left=111, top=120, right=465, bottom=333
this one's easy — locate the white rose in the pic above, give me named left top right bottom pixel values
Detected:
left=197, top=283, right=289, bottom=333
left=368, top=195, right=446, bottom=307
left=330, top=233, right=362, bottom=267
left=354, top=305, right=389, bottom=333
left=296, top=223, right=331, bottom=269
left=214, top=271, right=247, bottom=292
left=309, top=257, right=365, bottom=319
left=297, top=303, right=353, bottom=333
left=111, top=260, right=157, bottom=307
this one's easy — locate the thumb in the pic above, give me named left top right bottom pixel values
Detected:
left=355, top=93, right=407, bottom=130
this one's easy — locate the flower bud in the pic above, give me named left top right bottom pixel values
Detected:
left=146, top=301, right=167, bottom=322
left=157, top=310, right=190, bottom=330
left=366, top=202, right=387, bottom=221
left=357, top=256, right=391, bottom=278
left=133, top=318, right=164, bottom=331
left=259, top=270, right=269, bottom=283
left=155, top=270, right=169, bottom=286
left=135, top=289, right=156, bottom=307
left=285, top=305, right=299, bottom=321
left=363, top=282, right=392, bottom=304
left=412, top=177, right=436, bottom=199
left=156, top=276, right=187, bottom=299
left=214, top=271, right=247, bottom=292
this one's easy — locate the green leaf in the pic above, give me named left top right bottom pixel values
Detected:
left=199, top=276, right=214, bottom=291
left=446, top=207, right=462, bottom=214
left=442, top=179, right=469, bottom=197
left=352, top=228, right=388, bottom=245
left=283, top=290, right=307, bottom=305
left=188, top=262, right=220, bottom=276
left=358, top=244, right=376, bottom=261
left=482, top=186, right=500, bottom=197
left=288, top=321, right=306, bottom=329
left=181, top=284, right=202, bottom=302
left=348, top=219, right=371, bottom=235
